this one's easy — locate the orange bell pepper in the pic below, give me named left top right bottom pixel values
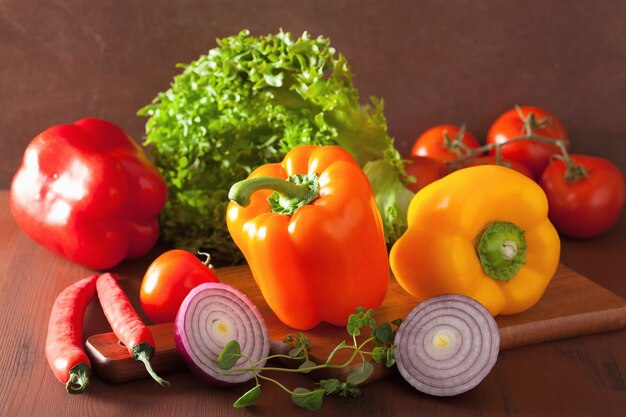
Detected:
left=227, top=145, right=389, bottom=330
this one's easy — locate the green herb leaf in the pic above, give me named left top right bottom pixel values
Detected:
left=295, top=333, right=312, bottom=352
left=373, top=322, right=394, bottom=345
left=233, top=384, right=261, bottom=408
left=346, top=362, right=374, bottom=386
left=298, top=360, right=317, bottom=373
left=317, top=379, right=361, bottom=397
left=287, top=332, right=312, bottom=358
left=318, top=378, right=341, bottom=394
left=385, top=344, right=397, bottom=368
left=371, top=346, right=385, bottom=364
left=218, top=340, right=241, bottom=370
left=347, top=307, right=377, bottom=336
left=291, top=388, right=324, bottom=411
left=347, top=315, right=362, bottom=337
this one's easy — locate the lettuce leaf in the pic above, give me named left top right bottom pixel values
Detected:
left=139, top=29, right=412, bottom=263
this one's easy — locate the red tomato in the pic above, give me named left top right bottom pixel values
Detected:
left=487, top=106, right=568, bottom=180
left=462, top=155, right=533, bottom=179
left=411, top=125, right=480, bottom=163
left=140, top=250, right=219, bottom=323
left=539, top=155, right=625, bottom=239
left=404, top=156, right=449, bottom=193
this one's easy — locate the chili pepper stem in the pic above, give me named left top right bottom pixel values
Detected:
left=133, top=343, right=170, bottom=387
left=65, top=362, right=90, bottom=394
left=229, top=174, right=320, bottom=215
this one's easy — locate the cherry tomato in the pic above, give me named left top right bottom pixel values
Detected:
left=411, top=125, right=480, bottom=163
left=403, top=156, right=449, bottom=193
left=462, top=155, right=533, bottom=179
left=539, top=155, right=625, bottom=239
left=140, top=250, right=219, bottom=323
left=487, top=106, right=569, bottom=180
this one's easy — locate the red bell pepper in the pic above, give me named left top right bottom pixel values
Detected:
left=10, top=118, right=167, bottom=270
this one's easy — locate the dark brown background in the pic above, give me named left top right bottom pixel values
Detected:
left=1, top=0, right=626, bottom=188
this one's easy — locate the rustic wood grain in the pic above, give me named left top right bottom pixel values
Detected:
left=1, top=190, right=625, bottom=417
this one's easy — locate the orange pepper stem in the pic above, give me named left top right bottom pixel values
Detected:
left=475, top=222, right=527, bottom=282
left=229, top=174, right=319, bottom=215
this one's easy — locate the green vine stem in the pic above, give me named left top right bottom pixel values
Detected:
left=442, top=125, right=475, bottom=159
left=515, top=105, right=552, bottom=135
left=447, top=134, right=569, bottom=166
left=256, top=373, right=303, bottom=396
left=230, top=336, right=379, bottom=375
left=444, top=127, right=582, bottom=182
left=440, top=106, right=589, bottom=183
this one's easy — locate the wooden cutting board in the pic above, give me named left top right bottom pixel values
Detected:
left=85, top=263, right=626, bottom=384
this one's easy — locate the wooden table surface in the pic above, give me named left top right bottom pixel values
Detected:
left=1, top=189, right=625, bottom=417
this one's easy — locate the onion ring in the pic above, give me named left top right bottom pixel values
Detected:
left=174, top=282, right=270, bottom=386
left=394, top=294, right=500, bottom=396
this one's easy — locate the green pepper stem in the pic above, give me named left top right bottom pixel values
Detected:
left=229, top=177, right=309, bottom=207
left=66, top=362, right=91, bottom=394
left=229, top=174, right=320, bottom=216
left=133, top=343, right=170, bottom=387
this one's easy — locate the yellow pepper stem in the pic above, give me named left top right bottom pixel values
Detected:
left=229, top=174, right=319, bottom=215
left=475, top=221, right=527, bottom=282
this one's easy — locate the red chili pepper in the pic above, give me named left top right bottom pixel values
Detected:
left=96, top=273, right=169, bottom=386
left=45, top=274, right=98, bottom=394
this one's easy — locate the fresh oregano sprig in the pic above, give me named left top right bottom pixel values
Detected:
left=217, top=307, right=400, bottom=410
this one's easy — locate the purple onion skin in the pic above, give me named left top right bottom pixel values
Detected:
left=394, top=294, right=500, bottom=397
left=174, top=282, right=270, bottom=387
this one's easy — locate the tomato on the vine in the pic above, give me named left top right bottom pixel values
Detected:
left=487, top=106, right=568, bottom=180
left=140, top=249, right=219, bottom=323
left=539, top=155, right=625, bottom=239
left=403, top=155, right=449, bottom=193
left=411, top=125, right=480, bottom=163
left=461, top=155, right=533, bottom=179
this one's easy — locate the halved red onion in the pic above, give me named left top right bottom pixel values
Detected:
left=394, top=294, right=500, bottom=396
left=174, top=282, right=270, bottom=386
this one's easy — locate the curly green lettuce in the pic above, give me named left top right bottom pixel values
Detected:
left=139, top=29, right=413, bottom=264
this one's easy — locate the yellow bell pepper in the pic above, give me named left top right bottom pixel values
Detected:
left=390, top=165, right=560, bottom=316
